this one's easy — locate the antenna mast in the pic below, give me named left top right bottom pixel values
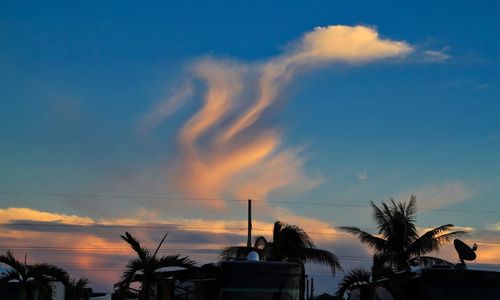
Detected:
left=247, top=199, right=252, bottom=248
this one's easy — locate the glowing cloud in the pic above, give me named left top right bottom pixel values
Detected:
left=0, top=207, right=94, bottom=224
left=296, top=25, right=412, bottom=63
left=143, top=25, right=412, bottom=209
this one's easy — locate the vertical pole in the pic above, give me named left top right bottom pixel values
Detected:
left=311, top=278, right=314, bottom=300
left=305, top=276, right=309, bottom=300
left=247, top=199, right=252, bottom=248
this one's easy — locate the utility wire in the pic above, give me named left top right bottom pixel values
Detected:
left=2, top=191, right=500, bottom=214
left=1, top=223, right=498, bottom=245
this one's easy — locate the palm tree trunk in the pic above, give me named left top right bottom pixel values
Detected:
left=140, top=280, right=152, bottom=300
left=18, top=286, right=27, bottom=300
left=299, top=261, right=306, bottom=300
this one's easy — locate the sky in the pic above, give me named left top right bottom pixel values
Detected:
left=1, top=0, right=500, bottom=295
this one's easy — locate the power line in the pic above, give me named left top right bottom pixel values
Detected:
left=0, top=223, right=250, bottom=230
left=0, top=191, right=244, bottom=203
left=2, top=191, right=500, bottom=214
left=1, top=222, right=499, bottom=249
left=1, top=222, right=498, bottom=245
left=0, top=223, right=353, bottom=238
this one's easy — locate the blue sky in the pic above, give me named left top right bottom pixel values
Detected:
left=1, top=0, right=499, bottom=294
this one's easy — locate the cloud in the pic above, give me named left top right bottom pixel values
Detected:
left=396, top=182, right=472, bottom=209
left=475, top=83, right=489, bottom=91
left=295, top=25, right=412, bottom=63
left=0, top=207, right=94, bottom=224
left=136, top=25, right=412, bottom=209
left=356, top=170, right=368, bottom=181
left=423, top=49, right=451, bottom=62
left=136, top=82, right=194, bottom=134
left=486, top=134, right=500, bottom=142
left=0, top=206, right=349, bottom=291
left=4, top=207, right=499, bottom=294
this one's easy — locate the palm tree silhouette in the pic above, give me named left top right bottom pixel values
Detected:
left=222, top=221, right=342, bottom=275
left=118, top=232, right=196, bottom=300
left=340, top=195, right=464, bottom=271
left=0, top=250, right=69, bottom=300
left=334, top=267, right=371, bottom=299
left=334, top=253, right=397, bottom=300
left=65, top=277, right=90, bottom=300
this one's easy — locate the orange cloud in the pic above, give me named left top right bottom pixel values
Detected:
left=297, top=25, right=411, bottom=62
left=0, top=207, right=93, bottom=224
left=150, top=25, right=413, bottom=209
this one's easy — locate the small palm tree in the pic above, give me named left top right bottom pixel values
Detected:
left=340, top=195, right=464, bottom=271
left=334, top=253, right=396, bottom=300
left=65, top=277, right=90, bottom=300
left=0, top=250, right=69, bottom=300
left=334, top=267, right=371, bottom=299
left=222, top=221, right=342, bottom=275
left=118, top=232, right=196, bottom=300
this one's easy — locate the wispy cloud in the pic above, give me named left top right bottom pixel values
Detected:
left=396, top=181, right=472, bottom=209
left=356, top=170, right=368, bottom=182
left=137, top=25, right=413, bottom=209
left=423, top=48, right=451, bottom=62
left=136, top=82, right=194, bottom=135
left=486, top=134, right=500, bottom=142
left=0, top=207, right=94, bottom=224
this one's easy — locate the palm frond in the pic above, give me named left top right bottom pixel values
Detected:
left=66, top=277, right=90, bottom=300
left=300, top=248, right=342, bottom=275
left=339, top=226, right=387, bottom=251
left=334, top=267, right=371, bottom=299
left=408, top=229, right=465, bottom=256
left=0, top=269, right=21, bottom=286
left=370, top=201, right=393, bottom=238
left=156, top=254, right=196, bottom=270
left=120, top=258, right=144, bottom=285
left=253, top=236, right=268, bottom=249
left=0, top=251, right=25, bottom=275
left=371, top=252, right=396, bottom=277
left=405, top=195, right=418, bottom=217
left=409, top=256, right=455, bottom=268
left=121, top=232, right=149, bottom=262
left=416, top=224, right=457, bottom=242
left=278, top=225, right=314, bottom=251
left=273, top=221, right=284, bottom=243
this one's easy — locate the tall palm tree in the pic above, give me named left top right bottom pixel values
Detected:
left=118, top=232, right=196, bottom=300
left=222, top=221, right=342, bottom=275
left=340, top=195, right=464, bottom=271
left=0, top=250, right=69, bottom=300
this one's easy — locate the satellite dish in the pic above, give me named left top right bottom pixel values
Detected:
left=454, top=239, right=477, bottom=268
left=247, top=251, right=260, bottom=261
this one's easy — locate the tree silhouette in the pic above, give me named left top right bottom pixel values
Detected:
left=334, top=267, right=371, bottom=299
left=0, top=250, right=69, bottom=300
left=118, top=232, right=196, bottom=300
left=65, top=277, right=90, bottom=300
left=340, top=195, right=464, bottom=271
left=222, top=221, right=342, bottom=275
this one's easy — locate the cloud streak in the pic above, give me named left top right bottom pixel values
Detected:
left=397, top=182, right=472, bottom=209
left=142, top=25, right=412, bottom=209
left=136, top=82, right=194, bottom=134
